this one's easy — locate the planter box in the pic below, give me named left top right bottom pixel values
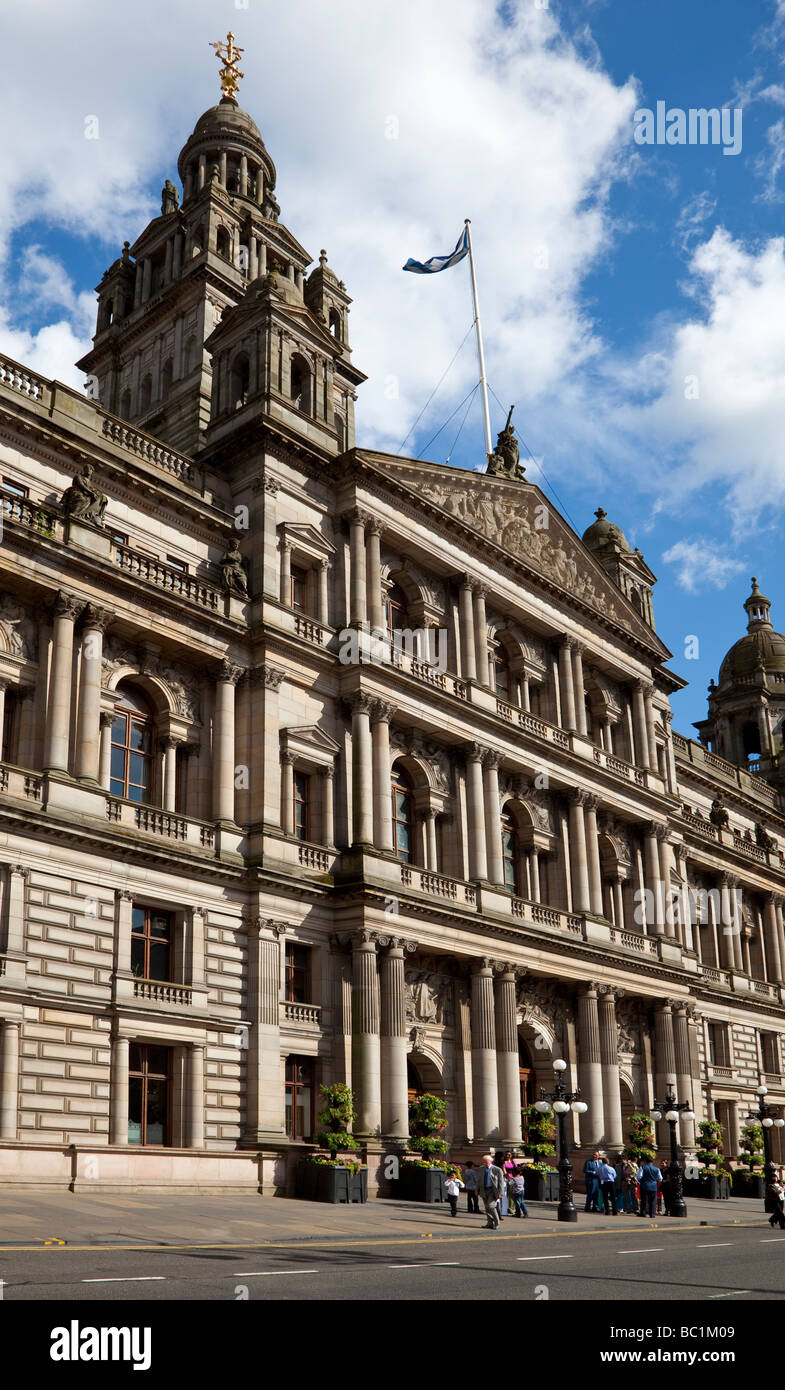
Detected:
left=295, top=1165, right=367, bottom=1203
left=732, top=1174, right=765, bottom=1200
left=525, top=1171, right=560, bottom=1202
left=683, top=1175, right=730, bottom=1200
left=395, top=1167, right=446, bottom=1202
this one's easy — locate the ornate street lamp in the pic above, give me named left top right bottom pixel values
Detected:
left=535, top=1058, right=588, bottom=1224
left=744, top=1085, right=785, bottom=1211
left=651, top=1082, right=694, bottom=1219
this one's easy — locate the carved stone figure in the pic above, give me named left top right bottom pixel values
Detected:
left=405, top=970, right=450, bottom=1025
left=709, top=797, right=730, bottom=829
left=487, top=406, right=523, bottom=480
left=61, top=463, right=107, bottom=527
left=755, top=822, right=777, bottom=851
left=161, top=179, right=179, bottom=215
left=220, top=538, right=249, bottom=597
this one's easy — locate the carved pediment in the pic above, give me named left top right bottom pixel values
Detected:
left=357, top=454, right=669, bottom=654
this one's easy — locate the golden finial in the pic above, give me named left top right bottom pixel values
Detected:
left=210, top=31, right=245, bottom=101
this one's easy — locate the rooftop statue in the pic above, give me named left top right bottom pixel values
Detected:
left=486, top=405, right=524, bottom=480
left=161, top=179, right=179, bottom=215
left=220, top=537, right=249, bottom=597
left=61, top=463, right=107, bottom=527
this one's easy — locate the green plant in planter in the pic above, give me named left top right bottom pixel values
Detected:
left=315, top=1082, right=360, bottom=1154
left=694, top=1119, right=732, bottom=1185
left=621, top=1113, right=656, bottom=1164
left=738, top=1123, right=764, bottom=1174
left=299, top=1154, right=366, bottom=1174
left=408, top=1092, right=448, bottom=1159
left=521, top=1105, right=556, bottom=1171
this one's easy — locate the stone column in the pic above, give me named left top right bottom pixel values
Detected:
left=188, top=1044, right=205, bottom=1148
left=471, top=960, right=499, bottom=1142
left=528, top=848, right=541, bottom=903
left=0, top=681, right=6, bottom=759
left=494, top=966, right=522, bottom=1146
left=653, top=1000, right=677, bottom=1146
left=366, top=519, right=384, bottom=632
left=322, top=766, right=335, bottom=846
left=423, top=808, right=439, bottom=870
left=44, top=592, right=82, bottom=773
left=568, top=790, right=591, bottom=914
left=473, top=584, right=489, bottom=685
left=454, top=978, right=474, bottom=1142
left=280, top=751, right=295, bottom=837
left=764, top=895, right=782, bottom=984
left=351, top=931, right=382, bottom=1136
left=348, top=508, right=368, bottom=626
left=644, top=686, right=659, bottom=770
left=318, top=559, right=330, bottom=626
left=380, top=938, right=413, bottom=1140
left=371, top=700, right=395, bottom=853
left=161, top=737, right=181, bottom=813
left=577, top=983, right=604, bottom=1146
left=5, top=865, right=28, bottom=956
left=613, top=878, right=625, bottom=932
left=348, top=693, right=374, bottom=847
left=212, top=661, right=243, bottom=824
left=644, top=824, right=664, bottom=933
left=658, top=834, right=677, bottom=939
left=573, top=643, right=588, bottom=736
left=633, top=681, right=652, bottom=770
left=0, top=1019, right=20, bottom=1139
left=584, top=795, right=604, bottom=916
left=458, top=577, right=477, bottom=682
left=110, top=1035, right=129, bottom=1145
left=727, top=1100, right=741, bottom=1163
left=465, top=743, right=488, bottom=881
left=99, top=711, right=115, bottom=790
left=279, top=540, right=292, bottom=606
left=482, top=750, right=504, bottom=886
left=719, top=873, right=742, bottom=971
left=598, top=986, right=624, bottom=1148
left=672, top=1004, right=696, bottom=1148
left=559, top=639, right=577, bottom=730
left=244, top=919, right=285, bottom=1141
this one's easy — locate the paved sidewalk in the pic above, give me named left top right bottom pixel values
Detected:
left=0, top=1190, right=773, bottom=1248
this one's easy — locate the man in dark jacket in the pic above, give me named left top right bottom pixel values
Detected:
left=638, top=1161, right=663, bottom=1218
left=583, top=1151, right=602, bottom=1212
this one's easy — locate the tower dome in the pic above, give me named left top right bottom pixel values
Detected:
left=582, top=506, right=632, bottom=556
left=718, top=578, right=785, bottom=683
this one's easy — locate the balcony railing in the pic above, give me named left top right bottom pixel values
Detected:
left=593, top=745, right=646, bottom=787
left=698, top=963, right=731, bottom=987
left=711, top=1065, right=733, bottom=1079
left=0, top=487, right=57, bottom=537
left=608, top=927, right=660, bottom=957
left=282, top=1001, right=321, bottom=1026
left=0, top=353, right=46, bottom=401
left=733, top=834, right=766, bottom=862
left=106, top=796, right=216, bottom=849
left=682, top=809, right=718, bottom=840
left=133, top=978, right=193, bottom=1006
left=115, top=545, right=221, bottom=611
left=101, top=416, right=198, bottom=486
left=0, top=762, right=43, bottom=802
left=294, top=615, right=325, bottom=645
left=399, top=862, right=476, bottom=905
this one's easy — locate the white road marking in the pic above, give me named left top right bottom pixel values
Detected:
left=232, top=1270, right=318, bottom=1277
left=708, top=1290, right=750, bottom=1299
left=761, top=1239, right=784, bottom=1243
left=82, top=1276, right=166, bottom=1284
left=617, top=1248, right=663, bottom=1254
left=517, top=1254, right=573, bottom=1261
left=696, top=1242, right=733, bottom=1248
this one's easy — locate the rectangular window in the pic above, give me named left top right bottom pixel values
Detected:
left=284, top=1055, right=314, bottom=1140
left=290, top=565, right=308, bottom=612
left=128, top=1044, right=170, bottom=1146
left=285, top=943, right=311, bottom=1004
left=1, top=689, right=18, bottom=764
left=708, top=1023, right=730, bottom=1068
left=2, top=477, right=28, bottom=498
left=294, top=771, right=310, bottom=842
left=166, top=555, right=188, bottom=574
left=762, top=1032, right=780, bottom=1074
left=131, top=906, right=173, bottom=982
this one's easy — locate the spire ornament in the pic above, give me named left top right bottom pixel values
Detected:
left=210, top=32, right=245, bottom=102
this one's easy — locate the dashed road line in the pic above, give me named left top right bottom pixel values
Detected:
left=708, top=1290, right=750, bottom=1299
left=617, top=1248, right=664, bottom=1254
left=82, top=1276, right=166, bottom=1284
left=232, top=1270, right=319, bottom=1277
left=696, top=1242, right=734, bottom=1248
left=517, top=1254, right=573, bottom=1261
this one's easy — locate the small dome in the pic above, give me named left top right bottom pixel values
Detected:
left=582, top=506, right=632, bottom=555
left=718, top=578, right=785, bottom=683
left=190, top=99, right=263, bottom=146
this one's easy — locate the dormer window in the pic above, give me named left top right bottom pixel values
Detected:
left=216, top=226, right=231, bottom=260
left=329, top=308, right=342, bottom=341
left=290, top=354, right=311, bottom=414
left=229, top=353, right=250, bottom=411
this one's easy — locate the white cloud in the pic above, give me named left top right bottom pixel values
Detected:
left=675, top=191, right=718, bottom=251
left=756, top=118, right=785, bottom=200
left=661, top=539, right=746, bottom=593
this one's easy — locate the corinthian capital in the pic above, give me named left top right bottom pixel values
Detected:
left=52, top=590, right=83, bottom=622
left=81, top=603, right=113, bottom=634
left=216, top=659, right=245, bottom=686
left=345, top=690, right=376, bottom=717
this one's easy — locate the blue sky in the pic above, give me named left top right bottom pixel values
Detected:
left=2, top=0, right=785, bottom=738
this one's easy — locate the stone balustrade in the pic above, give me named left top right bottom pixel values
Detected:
left=0, top=353, right=46, bottom=401
left=115, top=545, right=221, bottom=610
left=0, top=487, right=58, bottom=538
left=282, top=1001, right=321, bottom=1026
left=105, top=796, right=216, bottom=849
left=101, top=416, right=198, bottom=486
left=132, top=979, right=193, bottom=1006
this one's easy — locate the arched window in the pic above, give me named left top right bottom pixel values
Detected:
left=519, top=1037, right=535, bottom=1111
left=334, top=412, right=346, bottom=452
left=192, top=225, right=206, bottom=257
left=216, top=226, right=231, bottom=260
left=290, top=354, right=311, bottom=413
left=501, top=807, right=520, bottom=894
left=742, top=720, right=761, bottom=765
left=385, top=582, right=409, bottom=635
left=407, top=1059, right=424, bottom=1105
left=229, top=353, right=250, bottom=411
left=1, top=689, right=19, bottom=764
left=391, top=763, right=414, bottom=863
left=139, top=375, right=152, bottom=414
left=329, top=308, right=342, bottom=341
left=110, top=684, right=154, bottom=804
left=161, top=358, right=173, bottom=401
left=493, top=643, right=513, bottom=703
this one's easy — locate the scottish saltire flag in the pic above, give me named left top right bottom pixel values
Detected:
left=403, top=225, right=469, bottom=274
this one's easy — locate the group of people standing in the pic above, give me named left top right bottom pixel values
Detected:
left=583, top=1152, right=672, bottom=1217
left=444, top=1151, right=530, bottom=1228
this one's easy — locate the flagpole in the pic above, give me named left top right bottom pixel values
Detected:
left=465, top=218, right=493, bottom=462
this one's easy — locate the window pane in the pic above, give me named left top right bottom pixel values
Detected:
left=150, top=915, right=170, bottom=939
left=130, top=938, right=146, bottom=977
left=128, top=1077, right=143, bottom=1145
left=148, top=943, right=170, bottom=981
left=128, top=753, right=147, bottom=786
left=129, top=1044, right=143, bottom=1073
left=110, top=746, right=126, bottom=779
left=145, top=1079, right=167, bottom=1144
left=285, top=1091, right=293, bottom=1138
left=296, top=1086, right=311, bottom=1140
left=110, top=778, right=125, bottom=798
left=146, top=1047, right=169, bottom=1076
left=111, top=716, right=126, bottom=744
left=128, top=783, right=145, bottom=804
left=129, top=720, right=148, bottom=752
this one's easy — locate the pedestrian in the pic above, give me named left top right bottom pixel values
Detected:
left=660, top=1161, right=672, bottom=1216
left=510, top=1167, right=528, bottom=1218
left=637, top=1160, right=663, bottom=1218
left=656, top=1165, right=665, bottom=1216
left=463, top=1160, right=479, bottom=1214
left=599, top=1158, right=618, bottom=1215
left=444, top=1169, right=464, bottom=1218
left=583, top=1151, right=602, bottom=1212
left=622, top=1157, right=639, bottom=1213
left=479, top=1153, right=504, bottom=1230
left=493, top=1152, right=508, bottom=1220
left=767, top=1178, right=785, bottom=1230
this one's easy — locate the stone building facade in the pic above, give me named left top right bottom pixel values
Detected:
left=1, top=78, right=785, bottom=1194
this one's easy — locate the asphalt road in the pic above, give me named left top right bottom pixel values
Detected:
left=2, top=1220, right=785, bottom=1301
